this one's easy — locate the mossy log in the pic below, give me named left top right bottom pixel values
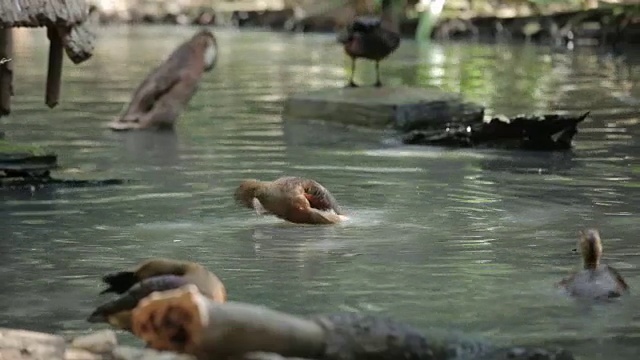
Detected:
left=130, top=286, right=574, bottom=360
left=0, top=141, right=133, bottom=188
left=402, top=112, right=590, bottom=151
left=0, top=176, right=129, bottom=189
left=282, top=87, right=485, bottom=132
left=0, top=140, right=57, bottom=177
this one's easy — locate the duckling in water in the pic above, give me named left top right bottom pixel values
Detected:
left=557, top=229, right=629, bottom=300
left=234, top=176, right=348, bottom=225
left=337, top=0, right=401, bottom=87
left=87, top=258, right=226, bottom=331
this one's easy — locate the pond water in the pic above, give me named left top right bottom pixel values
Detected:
left=1, top=25, right=639, bottom=359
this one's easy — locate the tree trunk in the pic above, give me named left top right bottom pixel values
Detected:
left=131, top=285, right=327, bottom=359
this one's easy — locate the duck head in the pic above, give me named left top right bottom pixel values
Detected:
left=235, top=179, right=264, bottom=208
left=191, top=29, right=218, bottom=72
left=579, top=229, right=603, bottom=270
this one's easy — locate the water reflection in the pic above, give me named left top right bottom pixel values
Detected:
left=111, top=130, right=181, bottom=166
left=0, top=26, right=639, bottom=359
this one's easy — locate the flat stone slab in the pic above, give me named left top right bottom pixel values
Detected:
left=282, top=86, right=485, bottom=132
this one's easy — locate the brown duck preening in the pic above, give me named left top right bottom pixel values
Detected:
left=557, top=229, right=629, bottom=300
left=234, top=176, right=348, bottom=225
left=337, top=0, right=401, bottom=87
left=108, top=29, right=218, bottom=131
left=87, top=258, right=226, bottom=331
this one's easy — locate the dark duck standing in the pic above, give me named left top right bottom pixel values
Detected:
left=337, top=0, right=401, bottom=87
left=87, top=258, right=226, bottom=331
left=557, top=229, right=629, bottom=300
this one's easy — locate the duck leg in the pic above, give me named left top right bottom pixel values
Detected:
left=347, top=58, right=358, bottom=88
left=374, top=61, right=382, bottom=87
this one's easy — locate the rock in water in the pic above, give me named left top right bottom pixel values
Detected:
left=402, top=112, right=590, bottom=151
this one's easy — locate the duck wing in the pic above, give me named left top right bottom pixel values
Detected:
left=300, top=179, right=343, bottom=214
left=88, top=275, right=190, bottom=326
left=605, top=265, right=629, bottom=292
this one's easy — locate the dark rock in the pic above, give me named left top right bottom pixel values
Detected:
left=402, top=112, right=590, bottom=151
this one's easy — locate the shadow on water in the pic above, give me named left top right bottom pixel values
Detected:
left=0, top=26, right=639, bottom=357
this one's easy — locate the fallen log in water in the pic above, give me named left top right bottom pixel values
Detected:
left=401, top=112, right=590, bottom=151
left=131, top=285, right=574, bottom=360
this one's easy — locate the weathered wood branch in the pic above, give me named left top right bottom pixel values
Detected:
left=131, top=286, right=575, bottom=360
left=45, top=26, right=64, bottom=108
left=131, top=286, right=326, bottom=358
left=0, top=28, right=13, bottom=116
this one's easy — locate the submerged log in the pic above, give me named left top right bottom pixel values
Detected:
left=0, top=175, right=130, bottom=189
left=402, top=112, right=590, bottom=151
left=109, top=29, right=218, bottom=131
left=283, top=86, right=485, bottom=132
left=0, top=140, right=57, bottom=178
left=131, top=286, right=574, bottom=360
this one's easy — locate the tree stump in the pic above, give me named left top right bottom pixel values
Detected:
left=131, top=285, right=326, bottom=358
left=130, top=287, right=575, bottom=360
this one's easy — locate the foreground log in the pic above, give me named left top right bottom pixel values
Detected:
left=132, top=286, right=325, bottom=357
left=109, top=29, right=218, bottom=131
left=0, top=140, right=57, bottom=178
left=131, top=286, right=574, bottom=360
left=402, top=112, right=590, bottom=151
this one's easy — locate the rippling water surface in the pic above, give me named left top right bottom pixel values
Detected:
left=1, top=26, right=639, bottom=359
